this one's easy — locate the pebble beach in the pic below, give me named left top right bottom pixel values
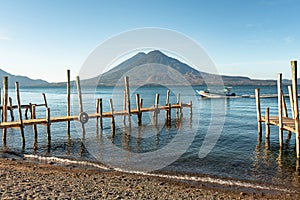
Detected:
left=0, top=157, right=299, bottom=200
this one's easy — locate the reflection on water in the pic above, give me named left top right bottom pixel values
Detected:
left=253, top=135, right=300, bottom=188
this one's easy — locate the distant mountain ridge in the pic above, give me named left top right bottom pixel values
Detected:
left=82, top=50, right=278, bottom=86
left=0, top=69, right=48, bottom=87
left=0, top=51, right=292, bottom=87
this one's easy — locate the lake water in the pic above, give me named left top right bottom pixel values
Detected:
left=0, top=84, right=299, bottom=192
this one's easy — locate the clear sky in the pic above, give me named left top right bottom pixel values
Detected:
left=1, top=0, right=300, bottom=82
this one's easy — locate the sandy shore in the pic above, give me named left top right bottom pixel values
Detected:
left=0, top=157, right=299, bottom=200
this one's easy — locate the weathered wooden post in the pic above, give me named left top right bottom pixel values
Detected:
left=109, top=98, right=115, bottom=135
left=288, top=86, right=295, bottom=119
left=165, top=90, right=171, bottom=125
left=136, top=93, right=142, bottom=126
left=179, top=101, right=183, bottom=117
left=281, top=90, right=291, bottom=136
left=265, top=107, right=270, bottom=138
left=281, top=91, right=288, bottom=117
left=67, top=69, right=71, bottom=132
left=99, top=98, right=103, bottom=130
left=153, top=93, right=159, bottom=125
left=15, top=82, right=25, bottom=148
left=76, top=76, right=87, bottom=137
left=291, top=60, right=300, bottom=158
left=176, top=93, right=181, bottom=118
left=46, top=108, right=51, bottom=145
left=167, top=103, right=171, bottom=125
left=76, top=76, right=83, bottom=113
left=255, top=88, right=262, bottom=137
left=123, top=89, right=127, bottom=125
left=277, top=73, right=283, bottom=147
left=2, top=76, right=8, bottom=145
left=166, top=90, right=170, bottom=105
left=96, top=98, right=100, bottom=128
left=124, top=76, right=131, bottom=125
left=8, top=97, right=14, bottom=121
left=189, top=100, right=193, bottom=116
left=42, top=93, right=48, bottom=108
left=31, top=104, right=38, bottom=149
left=0, top=88, right=1, bottom=119
left=140, top=98, right=143, bottom=110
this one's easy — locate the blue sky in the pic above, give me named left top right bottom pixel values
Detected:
left=1, top=0, right=300, bottom=82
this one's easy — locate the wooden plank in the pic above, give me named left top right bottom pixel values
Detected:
left=0, top=103, right=190, bottom=128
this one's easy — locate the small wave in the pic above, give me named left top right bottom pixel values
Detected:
left=24, top=154, right=295, bottom=194
left=24, top=154, right=111, bottom=170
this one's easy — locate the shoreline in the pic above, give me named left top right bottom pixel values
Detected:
left=0, top=157, right=299, bottom=199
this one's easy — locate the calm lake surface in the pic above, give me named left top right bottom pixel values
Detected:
left=1, top=85, right=299, bottom=190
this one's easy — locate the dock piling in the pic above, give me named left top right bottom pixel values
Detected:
left=265, top=107, right=270, bottom=138
left=255, top=88, right=262, bottom=137
left=277, top=73, right=283, bottom=147
left=0, top=73, right=193, bottom=149
left=109, top=98, right=115, bottom=135
left=31, top=104, right=38, bottom=149
left=153, top=93, right=159, bottom=125
left=124, top=76, right=131, bottom=126
left=67, top=69, right=71, bottom=132
left=16, top=82, right=25, bottom=148
left=288, top=86, right=295, bottom=119
left=42, top=93, right=48, bottom=108
left=46, top=107, right=51, bottom=145
left=165, top=90, right=171, bottom=125
left=2, top=76, right=8, bottom=145
left=291, top=61, right=300, bottom=158
left=8, top=97, right=14, bottom=121
left=136, top=94, right=142, bottom=126
left=99, top=98, right=103, bottom=129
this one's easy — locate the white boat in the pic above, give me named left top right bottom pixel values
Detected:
left=196, top=87, right=236, bottom=98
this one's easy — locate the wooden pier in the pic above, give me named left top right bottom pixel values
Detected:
left=256, top=60, right=300, bottom=158
left=0, top=72, right=192, bottom=148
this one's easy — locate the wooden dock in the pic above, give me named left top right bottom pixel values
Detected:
left=256, top=60, right=300, bottom=158
left=0, top=71, right=192, bottom=148
left=0, top=104, right=191, bottom=129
